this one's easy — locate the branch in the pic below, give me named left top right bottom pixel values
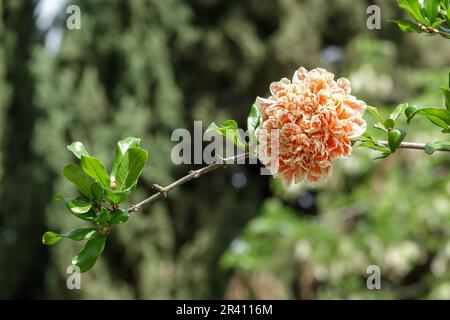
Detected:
left=376, top=140, right=450, bottom=151
left=417, top=23, right=450, bottom=38
left=377, top=140, right=428, bottom=150
left=128, top=139, right=448, bottom=213
left=128, top=153, right=248, bottom=213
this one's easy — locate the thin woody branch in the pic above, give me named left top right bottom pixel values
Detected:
left=378, top=140, right=450, bottom=151
left=128, top=153, right=248, bottom=213
left=128, top=139, right=450, bottom=213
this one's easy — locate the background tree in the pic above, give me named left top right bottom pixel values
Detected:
left=0, top=0, right=53, bottom=299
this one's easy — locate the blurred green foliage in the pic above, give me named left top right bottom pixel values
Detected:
left=0, top=0, right=449, bottom=299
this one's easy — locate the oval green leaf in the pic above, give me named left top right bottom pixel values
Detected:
left=72, top=235, right=107, bottom=273
left=110, top=137, right=141, bottom=182
left=67, top=142, right=90, bottom=159
left=42, top=231, right=62, bottom=245
left=81, top=156, right=110, bottom=189
left=115, top=147, right=148, bottom=191
left=206, top=120, right=247, bottom=150
left=43, top=227, right=98, bottom=246
left=105, top=189, right=130, bottom=205
left=90, top=182, right=105, bottom=203
left=247, top=104, right=261, bottom=156
left=64, top=197, right=92, bottom=214
left=110, top=209, right=129, bottom=224
left=405, top=106, right=450, bottom=133
left=63, top=164, right=93, bottom=199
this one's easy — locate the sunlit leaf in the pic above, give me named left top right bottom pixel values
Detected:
left=110, top=137, right=141, bottom=182
left=42, top=228, right=98, bottom=246
left=440, top=87, right=450, bottom=110
left=390, top=103, right=408, bottom=121
left=421, top=0, right=440, bottom=23
left=399, top=0, right=428, bottom=24
left=81, top=156, right=110, bottom=189
left=67, top=142, right=90, bottom=159
left=206, top=120, right=247, bottom=150
left=405, top=106, right=450, bottom=133
left=115, top=147, right=148, bottom=191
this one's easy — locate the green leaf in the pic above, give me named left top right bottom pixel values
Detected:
left=72, top=235, right=107, bottom=272
left=115, top=147, right=148, bottom=191
left=405, top=106, right=450, bottom=132
left=390, top=103, right=408, bottom=121
left=373, top=122, right=388, bottom=133
left=64, top=197, right=92, bottom=214
left=42, top=228, right=98, bottom=245
left=424, top=141, right=450, bottom=154
left=206, top=120, right=247, bottom=150
left=431, top=18, right=445, bottom=27
left=440, top=87, right=450, bottom=110
left=399, top=0, right=428, bottom=24
left=42, top=231, right=62, bottom=245
left=421, top=0, right=440, bottom=23
left=90, top=182, right=104, bottom=203
left=63, top=197, right=97, bottom=221
left=384, top=118, right=395, bottom=129
left=105, top=189, right=130, bottom=205
left=110, top=137, right=141, bottom=182
left=373, top=152, right=391, bottom=160
left=247, top=104, right=260, bottom=156
left=110, top=209, right=129, bottom=224
left=94, top=207, right=110, bottom=224
left=367, top=106, right=385, bottom=123
left=81, top=156, right=110, bottom=189
left=394, top=19, right=422, bottom=32
left=63, top=164, right=93, bottom=199
left=67, top=142, right=90, bottom=159
left=448, top=68, right=450, bottom=87
left=60, top=228, right=98, bottom=241
left=388, top=129, right=407, bottom=152
left=356, top=140, right=391, bottom=153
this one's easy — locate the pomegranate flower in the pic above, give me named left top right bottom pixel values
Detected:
left=256, top=67, right=367, bottom=185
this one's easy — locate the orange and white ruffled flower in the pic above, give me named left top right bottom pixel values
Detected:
left=256, top=67, right=367, bottom=185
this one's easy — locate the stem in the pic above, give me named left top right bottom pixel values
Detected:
left=128, top=139, right=449, bottom=212
left=128, top=153, right=248, bottom=213
left=377, top=140, right=427, bottom=150
left=418, top=23, right=450, bottom=38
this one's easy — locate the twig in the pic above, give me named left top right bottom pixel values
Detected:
left=377, top=140, right=428, bottom=150
left=377, top=140, right=450, bottom=151
left=128, top=153, right=248, bottom=213
left=418, top=23, right=450, bottom=38
left=128, top=139, right=448, bottom=213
